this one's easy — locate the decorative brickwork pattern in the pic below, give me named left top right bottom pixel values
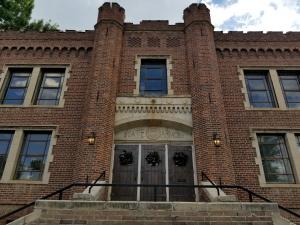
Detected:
left=127, top=37, right=142, bottom=47
left=147, top=37, right=160, bottom=47
left=166, top=37, right=181, bottom=48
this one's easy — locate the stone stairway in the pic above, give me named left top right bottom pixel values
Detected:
left=8, top=201, right=296, bottom=225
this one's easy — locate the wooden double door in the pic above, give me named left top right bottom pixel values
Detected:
left=111, top=144, right=195, bottom=201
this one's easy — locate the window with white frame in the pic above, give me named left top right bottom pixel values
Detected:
left=0, top=128, right=54, bottom=183
left=1, top=69, right=32, bottom=105
left=0, top=131, right=14, bottom=178
left=34, top=69, right=65, bottom=105
left=140, top=59, right=167, bottom=96
left=244, top=70, right=277, bottom=108
left=241, top=68, right=300, bottom=109
left=257, top=134, right=295, bottom=184
left=14, top=131, right=52, bottom=181
left=0, top=66, right=68, bottom=107
left=278, top=70, right=300, bottom=108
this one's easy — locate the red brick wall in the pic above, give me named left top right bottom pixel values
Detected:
left=216, top=37, right=300, bottom=210
left=118, top=23, right=190, bottom=96
left=0, top=32, right=94, bottom=205
left=0, top=3, right=300, bottom=223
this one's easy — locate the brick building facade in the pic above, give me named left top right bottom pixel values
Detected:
left=0, top=1, right=300, bottom=223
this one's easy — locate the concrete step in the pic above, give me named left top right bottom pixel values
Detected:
left=8, top=201, right=296, bottom=225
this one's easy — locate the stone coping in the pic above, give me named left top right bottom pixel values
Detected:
left=35, top=200, right=279, bottom=213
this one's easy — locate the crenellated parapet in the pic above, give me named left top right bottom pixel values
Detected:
left=0, top=46, right=93, bottom=58
left=183, top=3, right=211, bottom=27
left=97, top=2, right=125, bottom=27
left=216, top=47, right=300, bottom=58
left=0, top=30, right=95, bottom=40
left=215, top=31, right=300, bottom=42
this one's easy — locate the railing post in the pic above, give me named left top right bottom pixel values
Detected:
left=249, top=192, right=253, bottom=202
left=154, top=186, right=157, bottom=202
left=85, top=175, right=89, bottom=188
left=59, top=191, right=63, bottom=200
left=217, top=187, right=220, bottom=196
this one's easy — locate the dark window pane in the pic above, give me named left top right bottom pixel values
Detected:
left=15, top=171, right=42, bottom=181
left=0, top=155, right=6, bottom=178
left=29, top=133, right=50, bottom=141
left=5, top=88, right=25, bottom=99
left=10, top=76, right=29, bottom=88
left=285, top=92, right=300, bottom=102
left=39, top=89, right=60, bottom=100
left=0, top=141, right=10, bottom=154
left=145, top=80, right=164, bottom=91
left=140, top=60, right=167, bottom=96
left=281, top=79, right=299, bottom=91
left=38, top=100, right=58, bottom=105
left=260, top=144, right=282, bottom=158
left=27, top=142, right=48, bottom=155
left=19, top=157, right=44, bottom=171
left=251, top=102, right=273, bottom=108
left=143, top=68, right=165, bottom=79
left=250, top=91, right=270, bottom=102
left=247, top=79, right=266, bottom=90
left=0, top=131, right=14, bottom=178
left=0, top=133, right=13, bottom=140
left=44, top=77, right=61, bottom=88
left=287, top=103, right=300, bottom=108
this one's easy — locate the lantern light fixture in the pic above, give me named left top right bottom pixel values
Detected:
left=213, top=133, right=221, bottom=147
left=87, top=132, right=96, bottom=145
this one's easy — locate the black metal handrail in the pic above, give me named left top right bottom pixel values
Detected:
left=201, top=172, right=220, bottom=196
left=1, top=181, right=300, bottom=222
left=88, top=171, right=106, bottom=193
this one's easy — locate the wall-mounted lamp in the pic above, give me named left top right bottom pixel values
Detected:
left=213, top=133, right=221, bottom=147
left=87, top=132, right=96, bottom=145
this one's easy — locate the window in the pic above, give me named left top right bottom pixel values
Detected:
left=35, top=69, right=65, bottom=105
left=140, top=59, right=167, bottom=96
left=15, top=131, right=52, bottom=181
left=1, top=69, right=31, bottom=105
left=0, top=131, right=14, bottom=178
left=278, top=71, right=300, bottom=108
left=245, top=71, right=277, bottom=108
left=257, top=134, right=295, bottom=184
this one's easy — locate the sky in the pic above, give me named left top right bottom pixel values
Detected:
left=31, top=0, right=300, bottom=32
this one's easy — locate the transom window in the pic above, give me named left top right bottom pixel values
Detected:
left=278, top=71, right=300, bottom=108
left=140, top=59, right=167, bottom=96
left=35, top=69, right=65, bottom=105
left=257, top=134, right=295, bottom=184
left=245, top=71, right=277, bottom=108
left=1, top=69, right=32, bottom=105
left=15, top=131, right=52, bottom=181
left=0, top=131, right=14, bottom=178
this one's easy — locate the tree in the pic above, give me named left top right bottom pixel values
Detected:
left=0, top=0, right=58, bottom=31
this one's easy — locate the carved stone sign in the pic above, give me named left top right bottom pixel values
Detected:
left=115, top=126, right=192, bottom=142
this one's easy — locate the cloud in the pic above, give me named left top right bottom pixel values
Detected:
left=208, top=0, right=238, bottom=7
left=31, top=0, right=300, bottom=32
left=206, top=0, right=300, bottom=32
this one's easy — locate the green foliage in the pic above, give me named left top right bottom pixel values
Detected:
left=0, top=0, right=59, bottom=31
